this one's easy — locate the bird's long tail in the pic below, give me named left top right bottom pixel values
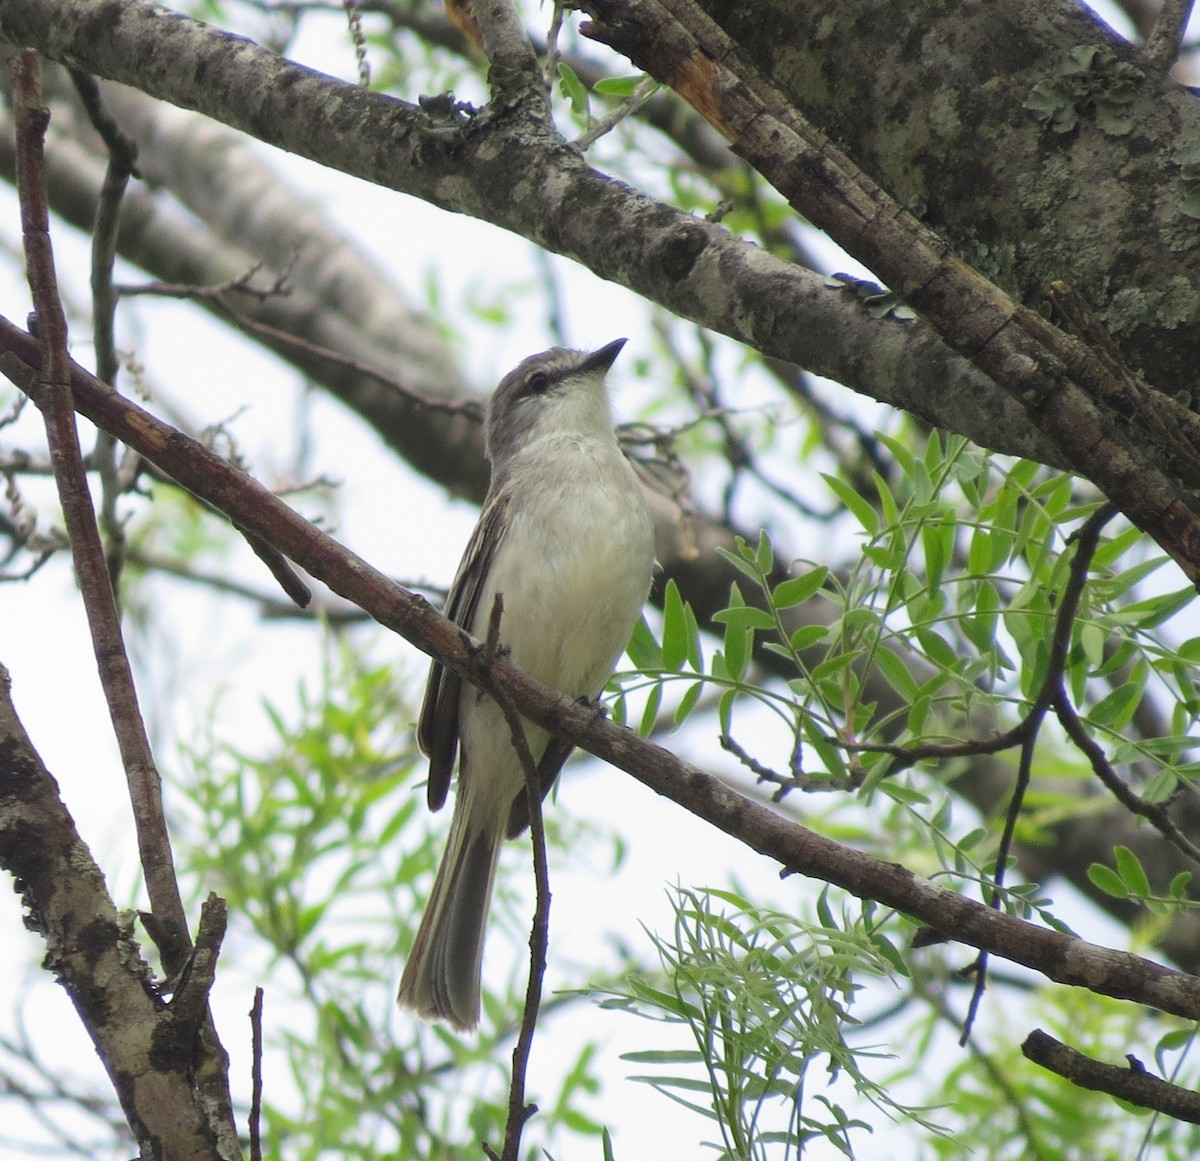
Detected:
left=397, top=802, right=502, bottom=1031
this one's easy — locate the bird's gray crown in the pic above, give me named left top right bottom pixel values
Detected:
left=484, top=340, right=625, bottom=465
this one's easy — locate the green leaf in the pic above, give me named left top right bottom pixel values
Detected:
left=773, top=567, right=828, bottom=609
left=822, top=473, right=880, bottom=535
left=1132, top=760, right=1187, bottom=801
left=621, top=1048, right=707, bottom=1064
left=878, top=781, right=931, bottom=806
left=1089, top=680, right=1143, bottom=730
left=639, top=681, right=663, bottom=736
left=675, top=681, right=704, bottom=727
left=557, top=62, right=589, bottom=117
left=870, top=931, right=910, bottom=977
left=921, top=520, right=952, bottom=594
left=718, top=687, right=737, bottom=734
left=1113, top=845, right=1151, bottom=896
left=873, top=647, right=919, bottom=700
left=661, top=579, right=689, bottom=671
left=914, top=626, right=961, bottom=673
left=626, top=613, right=663, bottom=670
left=712, top=605, right=777, bottom=631
left=1087, top=862, right=1128, bottom=898
left=754, top=529, right=775, bottom=575
left=967, top=524, right=993, bottom=576
left=1109, top=586, right=1195, bottom=629
left=716, top=543, right=763, bottom=582
left=790, top=623, right=830, bottom=653
left=594, top=74, right=645, bottom=97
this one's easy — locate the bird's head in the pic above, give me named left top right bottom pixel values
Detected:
left=484, top=338, right=626, bottom=466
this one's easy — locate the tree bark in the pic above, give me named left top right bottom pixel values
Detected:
left=697, top=0, right=1200, bottom=397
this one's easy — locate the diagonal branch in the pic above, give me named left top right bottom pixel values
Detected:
left=1023, top=1029, right=1200, bottom=1123
left=0, top=665, right=241, bottom=1161
left=12, top=49, right=191, bottom=975
left=5, top=318, right=1200, bottom=1024
left=581, top=0, right=1200, bottom=585
left=0, top=0, right=1067, bottom=473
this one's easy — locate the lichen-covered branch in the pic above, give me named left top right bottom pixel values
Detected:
left=0, top=666, right=240, bottom=1161
left=0, top=0, right=1064, bottom=471
left=582, top=0, right=1200, bottom=583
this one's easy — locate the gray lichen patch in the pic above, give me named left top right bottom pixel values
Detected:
left=1023, top=44, right=1143, bottom=137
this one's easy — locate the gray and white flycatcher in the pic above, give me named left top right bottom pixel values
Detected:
left=398, top=339, right=655, bottom=1030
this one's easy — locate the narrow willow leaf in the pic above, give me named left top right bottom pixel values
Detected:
left=557, top=62, right=589, bottom=116
left=594, top=74, right=645, bottom=96
left=675, top=681, right=704, bottom=727
left=754, top=529, right=775, bottom=575
left=626, top=613, right=663, bottom=670
left=713, top=606, right=777, bottom=630
left=639, top=681, right=663, bottom=737
left=1113, top=845, right=1151, bottom=896
left=873, top=647, right=919, bottom=700
left=822, top=473, right=880, bottom=535
left=661, top=579, right=689, bottom=671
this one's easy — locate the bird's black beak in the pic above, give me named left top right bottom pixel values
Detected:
left=580, top=337, right=627, bottom=374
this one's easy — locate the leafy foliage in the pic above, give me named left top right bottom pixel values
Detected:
left=177, top=644, right=613, bottom=1160
left=598, top=887, right=941, bottom=1159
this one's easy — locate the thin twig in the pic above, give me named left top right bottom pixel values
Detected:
left=131, top=288, right=483, bottom=419
left=960, top=502, right=1118, bottom=1043
left=479, top=595, right=550, bottom=1161
left=12, top=51, right=191, bottom=977
left=342, top=0, right=371, bottom=86
left=543, top=0, right=567, bottom=94
left=70, top=70, right=141, bottom=592
left=1023, top=1029, right=1200, bottom=1123
left=1054, top=692, right=1200, bottom=866
left=1141, top=0, right=1197, bottom=71
left=166, top=893, right=227, bottom=1033
left=719, top=731, right=803, bottom=800
left=236, top=521, right=312, bottom=608
left=249, top=987, right=265, bottom=1161
left=574, top=75, right=659, bottom=150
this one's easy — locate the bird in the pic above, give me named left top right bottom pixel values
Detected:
left=397, top=338, right=656, bottom=1030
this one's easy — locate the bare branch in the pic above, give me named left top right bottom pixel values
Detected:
left=479, top=596, right=550, bottom=1161
left=1141, top=0, right=1197, bottom=71
left=1023, top=1029, right=1200, bottom=1123
left=5, top=321, right=1200, bottom=1024
left=12, top=52, right=192, bottom=976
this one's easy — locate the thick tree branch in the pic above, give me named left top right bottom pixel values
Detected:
left=689, top=0, right=1200, bottom=399
left=0, top=665, right=241, bottom=1161
left=4, top=322, right=1200, bottom=1025
left=582, top=0, right=1200, bottom=583
left=0, top=0, right=1068, bottom=471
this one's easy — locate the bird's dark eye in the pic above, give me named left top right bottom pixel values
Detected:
left=524, top=371, right=551, bottom=397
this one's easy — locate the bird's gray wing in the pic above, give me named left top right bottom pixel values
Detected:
left=417, top=491, right=509, bottom=811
